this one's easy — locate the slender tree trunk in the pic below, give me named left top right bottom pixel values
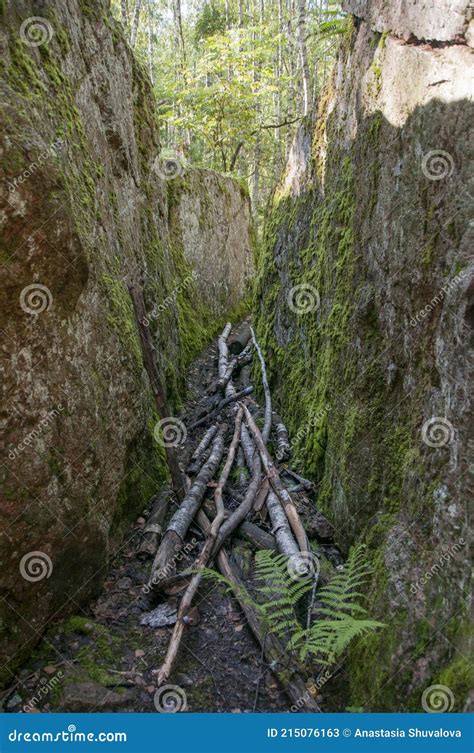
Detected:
left=274, top=0, right=284, bottom=180
left=296, top=0, right=310, bottom=115
left=250, top=0, right=264, bottom=212
left=286, top=0, right=296, bottom=156
left=130, top=0, right=142, bottom=47
left=147, top=6, right=154, bottom=84
left=121, top=0, right=129, bottom=29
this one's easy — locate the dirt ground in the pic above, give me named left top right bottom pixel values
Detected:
left=2, top=331, right=344, bottom=714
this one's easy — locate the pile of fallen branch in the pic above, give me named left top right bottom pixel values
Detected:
left=136, top=321, right=330, bottom=711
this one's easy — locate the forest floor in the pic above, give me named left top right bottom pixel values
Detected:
left=2, top=324, right=344, bottom=714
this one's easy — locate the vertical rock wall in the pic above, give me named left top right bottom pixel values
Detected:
left=0, top=0, right=252, bottom=683
left=255, top=1, right=473, bottom=710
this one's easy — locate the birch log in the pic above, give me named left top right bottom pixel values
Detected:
left=194, top=510, right=321, bottom=712
left=149, top=427, right=226, bottom=588
left=243, top=405, right=309, bottom=552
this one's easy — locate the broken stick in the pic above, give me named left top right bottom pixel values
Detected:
left=195, top=510, right=321, bottom=712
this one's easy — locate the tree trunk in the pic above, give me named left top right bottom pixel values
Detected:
left=296, top=0, right=310, bottom=115
left=147, top=18, right=154, bottom=84
left=121, top=0, right=129, bottom=29
left=156, top=411, right=242, bottom=685
left=137, top=489, right=172, bottom=559
left=130, top=0, right=142, bottom=47
left=149, top=428, right=226, bottom=587
left=204, top=522, right=321, bottom=712
left=128, top=286, right=185, bottom=502
left=243, top=405, right=309, bottom=552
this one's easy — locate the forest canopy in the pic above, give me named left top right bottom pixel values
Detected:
left=112, top=0, right=346, bottom=215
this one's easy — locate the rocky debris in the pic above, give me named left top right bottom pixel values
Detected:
left=58, top=681, right=132, bottom=712
left=140, top=604, right=178, bottom=628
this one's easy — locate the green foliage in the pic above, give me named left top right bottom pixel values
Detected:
left=111, top=0, right=344, bottom=216
left=194, top=1, right=227, bottom=42
left=254, top=550, right=313, bottom=638
left=203, top=544, right=383, bottom=669
left=289, top=545, right=384, bottom=665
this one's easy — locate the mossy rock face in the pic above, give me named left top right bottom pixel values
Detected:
left=254, top=13, right=472, bottom=710
left=0, top=0, right=252, bottom=685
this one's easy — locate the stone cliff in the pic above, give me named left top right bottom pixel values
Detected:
left=254, top=0, right=473, bottom=710
left=0, top=0, right=252, bottom=683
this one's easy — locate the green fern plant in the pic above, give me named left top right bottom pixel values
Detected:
left=202, top=544, right=383, bottom=668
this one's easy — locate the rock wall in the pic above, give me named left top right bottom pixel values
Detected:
left=254, top=1, right=473, bottom=710
left=0, top=0, right=252, bottom=683
left=169, top=169, right=253, bottom=321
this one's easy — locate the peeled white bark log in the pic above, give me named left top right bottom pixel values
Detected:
left=243, top=405, right=309, bottom=553
left=272, top=411, right=292, bottom=462
left=266, top=490, right=300, bottom=557
left=251, top=326, right=272, bottom=444
left=156, top=411, right=242, bottom=685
